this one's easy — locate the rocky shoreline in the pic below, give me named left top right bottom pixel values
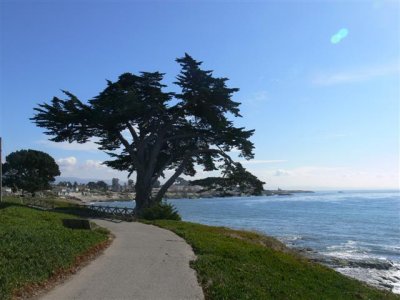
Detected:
left=296, top=247, right=400, bottom=294
left=263, top=189, right=315, bottom=196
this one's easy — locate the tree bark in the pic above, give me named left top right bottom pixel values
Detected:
left=134, top=176, right=152, bottom=212
left=134, top=158, right=152, bottom=212
left=132, top=129, right=168, bottom=213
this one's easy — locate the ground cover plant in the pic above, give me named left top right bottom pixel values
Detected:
left=151, top=220, right=399, bottom=300
left=0, top=203, right=109, bottom=299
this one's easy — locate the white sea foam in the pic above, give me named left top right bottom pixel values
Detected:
left=336, top=266, right=400, bottom=294
left=279, top=235, right=303, bottom=242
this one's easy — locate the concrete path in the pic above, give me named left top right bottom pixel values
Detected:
left=40, top=220, right=204, bottom=300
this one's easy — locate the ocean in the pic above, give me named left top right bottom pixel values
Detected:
left=92, top=190, right=400, bottom=293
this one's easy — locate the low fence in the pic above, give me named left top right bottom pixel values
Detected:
left=82, top=204, right=135, bottom=221
left=20, top=198, right=135, bottom=221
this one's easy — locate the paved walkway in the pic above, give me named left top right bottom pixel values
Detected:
left=40, top=220, right=204, bottom=300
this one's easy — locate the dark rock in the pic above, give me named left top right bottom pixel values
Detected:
left=346, top=260, right=393, bottom=270
left=62, top=218, right=91, bottom=230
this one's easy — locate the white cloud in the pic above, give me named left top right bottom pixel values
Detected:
left=312, top=62, right=399, bottom=86
left=274, top=169, right=292, bottom=176
left=57, top=156, right=77, bottom=171
left=83, top=160, right=106, bottom=169
left=56, top=157, right=129, bottom=180
left=57, top=156, right=77, bottom=166
left=250, top=166, right=399, bottom=190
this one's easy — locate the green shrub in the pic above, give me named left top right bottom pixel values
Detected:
left=140, top=202, right=181, bottom=221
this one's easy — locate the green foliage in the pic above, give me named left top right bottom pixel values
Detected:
left=2, top=149, right=60, bottom=194
left=190, top=163, right=265, bottom=196
left=151, top=220, right=399, bottom=300
left=87, top=180, right=108, bottom=191
left=140, top=202, right=181, bottom=221
left=32, top=54, right=263, bottom=210
left=0, top=204, right=108, bottom=299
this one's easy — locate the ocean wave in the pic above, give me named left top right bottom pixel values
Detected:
left=279, top=235, right=303, bottom=242
left=324, top=240, right=400, bottom=262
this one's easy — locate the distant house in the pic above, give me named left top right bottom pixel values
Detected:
left=53, top=186, right=73, bottom=197
left=1, top=187, right=13, bottom=196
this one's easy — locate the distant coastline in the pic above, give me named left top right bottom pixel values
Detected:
left=62, top=189, right=315, bottom=203
left=263, top=189, right=314, bottom=196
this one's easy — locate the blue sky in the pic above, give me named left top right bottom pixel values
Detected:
left=0, top=0, right=398, bottom=189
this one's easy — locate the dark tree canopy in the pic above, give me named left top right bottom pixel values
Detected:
left=190, top=163, right=264, bottom=196
left=58, top=181, right=73, bottom=187
left=32, top=54, right=264, bottom=212
left=87, top=180, right=108, bottom=191
left=2, top=149, right=60, bottom=194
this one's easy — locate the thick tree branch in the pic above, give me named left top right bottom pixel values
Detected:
left=151, top=154, right=175, bottom=186
left=116, top=132, right=130, bottom=150
left=152, top=152, right=192, bottom=202
left=151, top=148, right=234, bottom=203
left=127, top=122, right=139, bottom=144
left=116, top=131, right=138, bottom=162
left=146, top=128, right=168, bottom=176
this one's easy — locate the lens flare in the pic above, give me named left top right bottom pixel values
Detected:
left=338, top=28, right=349, bottom=38
left=330, top=28, right=349, bottom=44
left=330, top=35, right=341, bottom=44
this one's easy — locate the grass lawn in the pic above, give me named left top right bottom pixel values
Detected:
left=151, top=220, right=399, bottom=300
left=0, top=203, right=109, bottom=300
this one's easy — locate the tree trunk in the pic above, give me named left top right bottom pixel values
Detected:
left=134, top=170, right=154, bottom=213
left=134, top=150, right=190, bottom=213
left=134, top=185, right=151, bottom=211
